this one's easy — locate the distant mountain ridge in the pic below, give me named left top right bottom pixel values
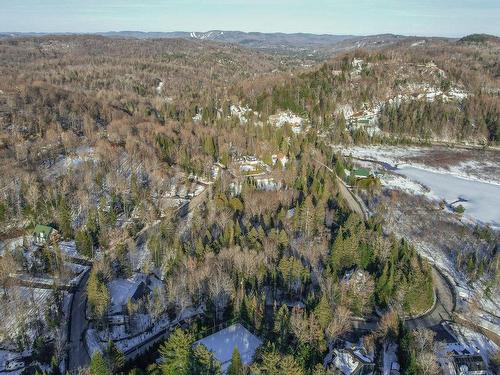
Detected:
left=100, top=30, right=358, bottom=47
left=0, top=30, right=457, bottom=57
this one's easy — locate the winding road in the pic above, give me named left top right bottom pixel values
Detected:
left=68, top=270, right=91, bottom=373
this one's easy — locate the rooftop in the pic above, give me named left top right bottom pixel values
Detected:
left=33, top=224, right=54, bottom=237
left=193, top=323, right=262, bottom=372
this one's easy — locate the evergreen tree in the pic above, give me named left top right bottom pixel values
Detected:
left=376, top=261, right=394, bottom=307
left=104, top=340, right=125, bottom=373
left=159, top=329, right=193, bottom=375
left=90, top=352, right=109, bottom=375
left=75, top=229, right=93, bottom=257
left=58, top=196, right=72, bottom=239
left=190, top=344, right=222, bottom=375
left=87, top=269, right=110, bottom=319
left=227, top=347, right=245, bottom=375
left=314, top=295, right=332, bottom=331
left=273, top=304, right=291, bottom=350
left=398, top=328, right=418, bottom=375
left=50, top=355, right=60, bottom=375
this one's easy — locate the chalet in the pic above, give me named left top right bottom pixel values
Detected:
left=107, top=273, right=163, bottom=316
left=108, top=277, right=147, bottom=315
left=452, top=355, right=487, bottom=375
left=352, top=168, right=372, bottom=179
left=33, top=225, right=58, bottom=246
left=330, top=348, right=375, bottom=375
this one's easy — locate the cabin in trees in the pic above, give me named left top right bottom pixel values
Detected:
left=33, top=225, right=58, bottom=246
left=344, top=168, right=373, bottom=180
left=107, top=275, right=150, bottom=316
left=353, top=168, right=373, bottom=179
left=329, top=348, right=375, bottom=375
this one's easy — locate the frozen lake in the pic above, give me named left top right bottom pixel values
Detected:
left=397, top=166, right=500, bottom=228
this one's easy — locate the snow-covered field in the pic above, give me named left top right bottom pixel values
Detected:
left=194, top=323, right=262, bottom=372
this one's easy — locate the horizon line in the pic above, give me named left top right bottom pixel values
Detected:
left=1, top=30, right=492, bottom=39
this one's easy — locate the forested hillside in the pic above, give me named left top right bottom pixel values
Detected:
left=235, top=38, right=499, bottom=144
left=0, top=35, right=498, bottom=375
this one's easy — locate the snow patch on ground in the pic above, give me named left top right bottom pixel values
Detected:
left=156, top=80, right=164, bottom=95
left=192, top=113, right=203, bottom=123
left=379, top=173, right=429, bottom=196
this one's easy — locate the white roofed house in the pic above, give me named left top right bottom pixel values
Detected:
left=99, top=273, right=170, bottom=343
left=325, top=341, right=375, bottom=375
left=330, top=348, right=375, bottom=375
left=193, top=323, right=262, bottom=373
left=107, top=276, right=148, bottom=316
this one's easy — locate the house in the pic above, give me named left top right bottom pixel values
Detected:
left=193, top=323, right=262, bottom=373
left=352, top=168, right=372, bottom=179
left=330, top=348, right=375, bottom=375
left=107, top=273, right=155, bottom=316
left=452, top=355, right=487, bottom=375
left=33, top=225, right=58, bottom=245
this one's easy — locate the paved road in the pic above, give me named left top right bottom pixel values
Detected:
left=405, top=267, right=455, bottom=330
left=336, top=176, right=369, bottom=221
left=313, top=158, right=369, bottom=221
left=351, top=266, right=455, bottom=332
left=68, top=270, right=91, bottom=373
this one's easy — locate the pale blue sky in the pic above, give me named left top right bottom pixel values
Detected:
left=1, top=0, right=499, bottom=37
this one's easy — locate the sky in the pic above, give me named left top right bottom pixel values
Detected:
left=0, top=0, right=499, bottom=37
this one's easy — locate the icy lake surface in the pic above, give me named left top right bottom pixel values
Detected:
left=397, top=166, right=500, bottom=228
